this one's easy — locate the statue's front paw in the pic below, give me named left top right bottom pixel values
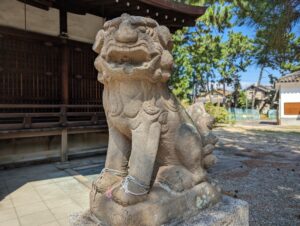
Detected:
left=112, top=185, right=148, bottom=206
left=93, top=168, right=125, bottom=194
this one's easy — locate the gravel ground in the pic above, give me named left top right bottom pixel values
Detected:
left=209, top=126, right=300, bottom=226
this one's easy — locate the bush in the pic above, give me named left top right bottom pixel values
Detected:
left=260, top=114, right=268, bottom=120
left=180, top=98, right=191, bottom=109
left=205, top=103, right=230, bottom=124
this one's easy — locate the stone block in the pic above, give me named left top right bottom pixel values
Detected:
left=166, top=196, right=249, bottom=226
left=70, top=195, right=248, bottom=226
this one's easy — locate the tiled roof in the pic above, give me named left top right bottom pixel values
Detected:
left=245, top=84, right=274, bottom=92
left=199, top=89, right=231, bottom=97
left=277, top=71, right=300, bottom=83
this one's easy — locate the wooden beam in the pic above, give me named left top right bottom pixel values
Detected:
left=0, top=104, right=103, bottom=108
left=139, top=0, right=206, bottom=16
left=20, top=0, right=206, bottom=31
left=0, top=125, right=108, bottom=139
left=18, top=0, right=52, bottom=10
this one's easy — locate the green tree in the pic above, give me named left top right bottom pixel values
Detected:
left=171, top=1, right=253, bottom=103
left=230, top=0, right=300, bottom=54
left=250, top=29, right=300, bottom=108
left=176, top=0, right=300, bottom=69
left=217, top=31, right=253, bottom=99
left=171, top=0, right=299, bottom=105
left=237, top=90, right=248, bottom=108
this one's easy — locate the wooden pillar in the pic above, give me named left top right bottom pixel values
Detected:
left=61, top=128, right=68, bottom=162
left=60, top=1, right=69, bottom=161
left=60, top=1, right=69, bottom=105
left=59, top=0, right=68, bottom=37
left=61, top=46, right=69, bottom=105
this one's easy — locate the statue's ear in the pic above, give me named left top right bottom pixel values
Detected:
left=92, top=29, right=105, bottom=54
left=157, top=26, right=173, bottom=51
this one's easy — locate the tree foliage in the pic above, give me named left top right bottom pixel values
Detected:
left=237, top=90, right=248, bottom=108
left=170, top=1, right=253, bottom=102
left=171, top=0, right=300, bottom=104
left=205, top=102, right=229, bottom=123
left=231, top=0, right=300, bottom=54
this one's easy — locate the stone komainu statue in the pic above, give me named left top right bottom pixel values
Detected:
left=88, top=14, right=220, bottom=226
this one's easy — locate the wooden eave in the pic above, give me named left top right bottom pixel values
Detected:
left=18, top=0, right=206, bottom=32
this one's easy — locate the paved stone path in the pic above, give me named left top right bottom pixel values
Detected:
left=0, top=162, right=94, bottom=226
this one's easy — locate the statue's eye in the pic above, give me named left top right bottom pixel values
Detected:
left=138, top=26, right=146, bottom=33
left=146, top=28, right=155, bottom=37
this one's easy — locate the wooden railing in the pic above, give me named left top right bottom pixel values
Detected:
left=0, top=104, right=107, bottom=131
left=0, top=104, right=109, bottom=162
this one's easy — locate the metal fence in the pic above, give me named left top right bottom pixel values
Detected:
left=228, top=108, right=278, bottom=121
left=228, top=108, right=260, bottom=121
left=268, top=109, right=278, bottom=120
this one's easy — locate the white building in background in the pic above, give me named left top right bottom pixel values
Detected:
left=276, top=71, right=300, bottom=126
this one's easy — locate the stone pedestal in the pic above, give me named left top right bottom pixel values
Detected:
left=70, top=195, right=249, bottom=226
left=166, top=196, right=249, bottom=226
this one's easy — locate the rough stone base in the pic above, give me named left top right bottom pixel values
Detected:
left=70, top=195, right=248, bottom=226
left=91, top=182, right=220, bottom=226
left=70, top=211, right=102, bottom=226
left=166, top=196, right=249, bottom=226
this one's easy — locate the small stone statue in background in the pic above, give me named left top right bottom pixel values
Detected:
left=187, top=102, right=219, bottom=167
left=73, top=14, right=221, bottom=226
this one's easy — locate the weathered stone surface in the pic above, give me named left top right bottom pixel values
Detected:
left=167, top=196, right=249, bottom=226
left=186, top=102, right=218, bottom=168
left=187, top=102, right=215, bottom=134
left=91, top=182, right=220, bottom=226
left=80, top=13, right=223, bottom=225
left=70, top=196, right=248, bottom=226
left=70, top=211, right=100, bottom=226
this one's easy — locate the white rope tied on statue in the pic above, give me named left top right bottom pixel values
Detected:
left=99, top=168, right=127, bottom=177
left=121, top=175, right=150, bottom=196
left=93, top=168, right=127, bottom=193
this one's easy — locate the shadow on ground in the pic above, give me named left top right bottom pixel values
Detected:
left=0, top=156, right=105, bottom=226
left=1, top=126, right=299, bottom=226
left=210, top=127, right=300, bottom=226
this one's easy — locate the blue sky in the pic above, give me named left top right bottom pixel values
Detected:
left=239, top=65, right=280, bottom=89
left=189, top=24, right=287, bottom=89
left=231, top=24, right=300, bottom=89
left=186, top=15, right=299, bottom=90
left=232, top=25, right=279, bottom=88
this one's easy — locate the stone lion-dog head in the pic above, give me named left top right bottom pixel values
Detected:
left=93, top=13, right=173, bottom=83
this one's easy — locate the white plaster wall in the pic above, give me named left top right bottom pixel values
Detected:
left=0, top=0, right=25, bottom=30
left=279, top=82, right=300, bottom=119
left=0, top=0, right=104, bottom=43
left=0, top=0, right=59, bottom=36
left=26, top=3, right=59, bottom=36
left=68, top=13, right=104, bottom=43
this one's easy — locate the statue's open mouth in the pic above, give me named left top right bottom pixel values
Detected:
left=101, top=43, right=160, bottom=68
left=106, top=45, right=150, bottom=65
